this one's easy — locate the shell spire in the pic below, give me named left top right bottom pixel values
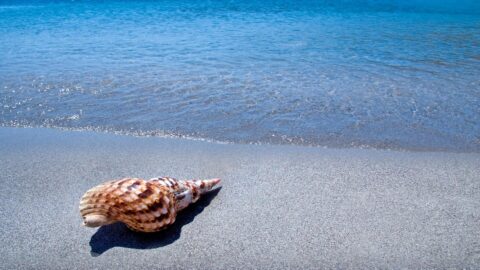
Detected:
left=79, top=177, right=221, bottom=232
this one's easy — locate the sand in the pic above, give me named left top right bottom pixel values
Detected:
left=0, top=127, right=479, bottom=269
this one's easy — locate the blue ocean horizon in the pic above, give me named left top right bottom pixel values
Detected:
left=1, top=0, right=479, bottom=152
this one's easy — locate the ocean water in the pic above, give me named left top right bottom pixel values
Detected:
left=1, top=0, right=479, bottom=152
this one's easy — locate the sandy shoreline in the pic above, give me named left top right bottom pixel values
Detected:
left=1, top=127, right=479, bottom=269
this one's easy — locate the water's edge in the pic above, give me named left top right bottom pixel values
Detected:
left=3, top=125, right=478, bottom=154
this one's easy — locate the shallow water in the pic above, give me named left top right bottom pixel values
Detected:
left=1, top=0, right=479, bottom=151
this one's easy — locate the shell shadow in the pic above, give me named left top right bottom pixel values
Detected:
left=89, top=187, right=221, bottom=256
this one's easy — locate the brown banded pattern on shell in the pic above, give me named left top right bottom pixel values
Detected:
left=80, top=178, right=177, bottom=232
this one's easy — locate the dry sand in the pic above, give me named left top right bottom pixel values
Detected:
left=1, top=127, right=479, bottom=269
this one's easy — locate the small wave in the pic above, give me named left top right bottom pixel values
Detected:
left=1, top=122, right=460, bottom=154
left=0, top=122, right=234, bottom=145
left=0, top=5, right=43, bottom=11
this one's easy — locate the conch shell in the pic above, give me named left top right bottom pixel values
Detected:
left=79, top=177, right=221, bottom=232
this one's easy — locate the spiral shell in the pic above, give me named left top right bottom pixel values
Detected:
left=79, top=177, right=221, bottom=232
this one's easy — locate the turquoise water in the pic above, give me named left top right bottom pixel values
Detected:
left=1, top=1, right=479, bottom=151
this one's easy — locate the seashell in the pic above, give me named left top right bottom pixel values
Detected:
left=79, top=177, right=221, bottom=232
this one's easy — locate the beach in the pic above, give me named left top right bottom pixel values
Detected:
left=1, top=1, right=480, bottom=269
left=1, top=126, right=479, bottom=269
